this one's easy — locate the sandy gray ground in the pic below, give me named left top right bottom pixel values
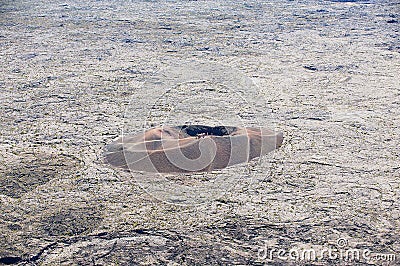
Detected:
left=1, top=0, right=399, bottom=265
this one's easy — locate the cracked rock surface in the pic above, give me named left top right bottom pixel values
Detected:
left=0, top=0, right=399, bottom=265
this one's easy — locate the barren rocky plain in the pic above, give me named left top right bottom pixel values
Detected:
left=0, top=0, right=399, bottom=265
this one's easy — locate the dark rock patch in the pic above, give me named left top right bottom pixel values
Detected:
left=0, top=154, right=81, bottom=198
left=303, top=64, right=357, bottom=72
left=41, top=207, right=103, bottom=237
left=0, top=256, right=22, bottom=265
